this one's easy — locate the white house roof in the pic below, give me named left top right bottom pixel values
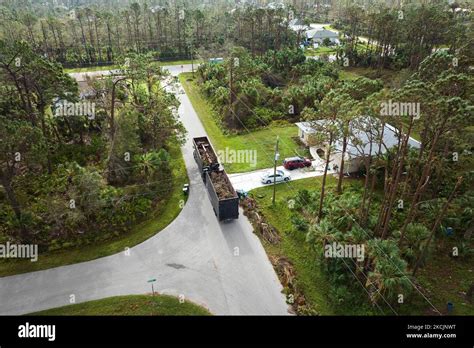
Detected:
left=306, top=28, right=338, bottom=40
left=295, top=121, right=317, bottom=135
left=296, top=118, right=421, bottom=158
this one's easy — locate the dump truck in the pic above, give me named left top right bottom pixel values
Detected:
left=193, top=136, right=220, bottom=183
left=193, top=136, right=239, bottom=221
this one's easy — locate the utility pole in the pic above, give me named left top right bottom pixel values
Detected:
left=190, top=40, right=194, bottom=78
left=229, top=56, right=234, bottom=107
left=229, top=55, right=235, bottom=127
left=272, top=136, right=280, bottom=205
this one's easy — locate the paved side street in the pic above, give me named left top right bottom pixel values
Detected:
left=0, top=65, right=289, bottom=316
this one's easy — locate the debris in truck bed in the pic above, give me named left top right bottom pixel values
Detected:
left=209, top=171, right=236, bottom=199
left=193, top=136, right=239, bottom=221
left=196, top=139, right=218, bottom=166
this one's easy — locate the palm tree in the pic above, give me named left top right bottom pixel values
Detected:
left=366, top=239, right=412, bottom=305
left=137, top=152, right=158, bottom=178
left=136, top=150, right=170, bottom=180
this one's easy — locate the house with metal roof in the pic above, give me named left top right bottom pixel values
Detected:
left=306, top=28, right=339, bottom=43
left=295, top=117, right=421, bottom=173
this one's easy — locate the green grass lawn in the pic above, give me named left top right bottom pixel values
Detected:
left=407, top=240, right=474, bottom=316
left=339, top=69, right=362, bottom=81
left=29, top=295, right=211, bottom=316
left=339, top=67, right=394, bottom=81
left=305, top=46, right=337, bottom=57
left=355, top=42, right=377, bottom=53
left=0, top=144, right=188, bottom=277
left=179, top=73, right=308, bottom=173
left=323, top=24, right=336, bottom=31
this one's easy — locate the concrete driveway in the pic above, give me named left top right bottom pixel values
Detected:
left=0, top=65, right=289, bottom=316
left=228, top=162, right=327, bottom=192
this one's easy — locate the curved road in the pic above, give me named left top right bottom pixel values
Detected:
left=0, top=65, right=289, bottom=315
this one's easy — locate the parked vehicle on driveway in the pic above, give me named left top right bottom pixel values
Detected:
left=283, top=156, right=312, bottom=170
left=261, top=170, right=291, bottom=184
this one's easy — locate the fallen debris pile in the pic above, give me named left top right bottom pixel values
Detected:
left=241, top=197, right=280, bottom=244
left=241, top=195, right=318, bottom=315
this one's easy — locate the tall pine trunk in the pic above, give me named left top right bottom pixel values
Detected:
left=318, top=134, right=333, bottom=221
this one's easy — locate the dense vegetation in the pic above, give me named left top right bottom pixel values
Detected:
left=1, top=0, right=469, bottom=72
left=0, top=0, right=472, bottom=316
left=244, top=51, right=473, bottom=314
left=332, top=1, right=472, bottom=69
left=181, top=73, right=311, bottom=172
left=0, top=0, right=296, bottom=67
left=196, top=47, right=340, bottom=130
left=0, top=42, right=186, bottom=258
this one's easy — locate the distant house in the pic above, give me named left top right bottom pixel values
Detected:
left=305, top=28, right=339, bottom=46
left=289, top=18, right=310, bottom=32
left=296, top=122, right=317, bottom=146
left=296, top=118, right=421, bottom=173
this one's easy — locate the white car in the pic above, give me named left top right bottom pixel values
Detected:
left=261, top=170, right=291, bottom=184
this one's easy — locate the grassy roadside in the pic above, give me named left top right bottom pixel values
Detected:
left=29, top=295, right=211, bottom=316
left=0, top=144, right=188, bottom=277
left=251, top=176, right=383, bottom=315
left=410, top=240, right=474, bottom=315
left=179, top=72, right=308, bottom=173
left=250, top=176, right=474, bottom=315
left=249, top=176, right=338, bottom=315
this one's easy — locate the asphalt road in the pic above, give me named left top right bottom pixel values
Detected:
left=69, top=64, right=198, bottom=82
left=0, top=65, right=289, bottom=315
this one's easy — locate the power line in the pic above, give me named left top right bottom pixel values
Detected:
left=227, top=106, right=397, bottom=315
left=222, top=81, right=442, bottom=315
